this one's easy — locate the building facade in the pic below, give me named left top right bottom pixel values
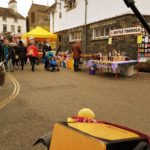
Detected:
left=28, top=3, right=50, bottom=31
left=0, top=0, right=26, bottom=38
left=50, top=0, right=150, bottom=59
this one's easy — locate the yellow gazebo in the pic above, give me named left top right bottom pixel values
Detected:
left=22, top=26, right=57, bottom=39
left=22, top=26, right=57, bottom=49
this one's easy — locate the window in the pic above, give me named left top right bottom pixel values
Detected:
left=69, top=31, right=81, bottom=42
left=58, top=35, right=62, bottom=42
left=18, top=26, right=21, bottom=33
left=92, top=26, right=112, bottom=40
left=11, top=25, right=15, bottom=33
left=3, top=24, right=7, bottom=32
left=14, top=18, right=18, bottom=23
left=65, top=0, right=76, bottom=11
left=59, top=12, right=62, bottom=19
left=3, top=17, right=6, bottom=22
left=93, top=27, right=100, bottom=39
left=31, top=12, right=35, bottom=23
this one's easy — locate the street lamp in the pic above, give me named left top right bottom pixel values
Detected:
left=123, top=0, right=150, bottom=34
left=83, top=0, right=88, bottom=54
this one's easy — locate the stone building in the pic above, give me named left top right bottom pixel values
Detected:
left=28, top=3, right=50, bottom=31
left=0, top=0, right=26, bottom=38
left=50, top=0, right=150, bottom=59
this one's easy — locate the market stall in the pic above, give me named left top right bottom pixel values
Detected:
left=87, top=59, right=137, bottom=79
left=86, top=27, right=147, bottom=79
left=22, top=26, right=57, bottom=50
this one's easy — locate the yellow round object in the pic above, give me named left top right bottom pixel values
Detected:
left=78, top=108, right=95, bottom=119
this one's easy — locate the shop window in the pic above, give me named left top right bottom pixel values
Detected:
left=65, top=0, right=76, bottom=11
left=11, top=25, right=15, bottom=33
left=69, top=31, right=81, bottom=42
left=3, top=24, right=7, bottom=32
left=31, top=12, right=35, bottom=23
left=18, top=26, right=21, bottom=33
left=3, top=17, right=6, bottom=22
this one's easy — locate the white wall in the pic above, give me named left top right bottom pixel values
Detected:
left=0, top=17, right=26, bottom=35
left=50, top=0, right=150, bottom=33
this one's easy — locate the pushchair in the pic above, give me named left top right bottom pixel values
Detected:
left=48, top=56, right=59, bottom=72
left=45, top=51, right=59, bottom=72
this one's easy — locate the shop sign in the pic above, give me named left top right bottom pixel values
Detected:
left=110, top=27, right=142, bottom=36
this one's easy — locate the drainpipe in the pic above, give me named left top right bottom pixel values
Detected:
left=83, top=0, right=88, bottom=54
left=52, top=11, right=55, bottom=33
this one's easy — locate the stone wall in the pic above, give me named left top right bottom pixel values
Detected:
left=57, top=14, right=150, bottom=59
left=28, top=5, right=50, bottom=31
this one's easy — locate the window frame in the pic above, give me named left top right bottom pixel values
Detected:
left=69, top=31, right=82, bottom=42
left=92, top=26, right=114, bottom=40
left=3, top=17, right=7, bottom=22
left=3, top=24, right=7, bottom=32
left=11, top=25, right=15, bottom=33
left=65, top=0, right=76, bottom=11
left=17, top=26, right=21, bottom=33
left=14, top=18, right=18, bottom=23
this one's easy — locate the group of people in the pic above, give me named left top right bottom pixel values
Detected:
left=0, top=37, right=82, bottom=72
left=0, top=39, right=27, bottom=72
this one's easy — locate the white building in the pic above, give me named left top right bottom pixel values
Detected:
left=50, top=0, right=150, bottom=33
left=0, top=0, right=26, bottom=37
left=49, top=0, right=150, bottom=59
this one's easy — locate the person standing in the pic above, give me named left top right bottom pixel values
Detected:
left=0, top=40, right=4, bottom=62
left=71, top=41, right=81, bottom=72
left=27, top=40, right=38, bottom=71
left=18, top=41, right=27, bottom=70
left=2, top=39, right=14, bottom=72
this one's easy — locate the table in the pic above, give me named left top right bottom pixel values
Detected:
left=87, top=60, right=138, bottom=79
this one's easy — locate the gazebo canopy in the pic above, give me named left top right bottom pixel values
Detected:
left=22, top=26, right=57, bottom=39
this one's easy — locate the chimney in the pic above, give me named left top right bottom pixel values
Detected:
left=8, top=0, right=17, bottom=12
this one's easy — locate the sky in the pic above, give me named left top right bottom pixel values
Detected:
left=0, top=0, right=55, bottom=17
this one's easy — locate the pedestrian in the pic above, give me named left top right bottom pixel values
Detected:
left=13, top=45, right=19, bottom=68
left=0, top=40, right=4, bottom=62
left=27, top=40, right=38, bottom=71
left=71, top=41, right=82, bottom=72
left=56, top=44, right=61, bottom=55
left=18, top=41, right=27, bottom=70
left=2, top=39, right=14, bottom=72
left=42, top=42, right=52, bottom=61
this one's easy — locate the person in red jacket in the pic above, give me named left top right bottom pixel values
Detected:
left=27, top=40, right=38, bottom=71
left=71, top=41, right=81, bottom=72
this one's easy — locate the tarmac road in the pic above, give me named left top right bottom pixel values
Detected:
left=0, top=64, right=150, bottom=150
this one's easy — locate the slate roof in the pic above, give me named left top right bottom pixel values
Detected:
left=0, top=7, right=25, bottom=19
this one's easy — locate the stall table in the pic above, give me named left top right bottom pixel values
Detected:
left=87, top=60, right=138, bottom=79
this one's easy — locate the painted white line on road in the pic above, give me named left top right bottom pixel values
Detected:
left=0, top=73, right=20, bottom=109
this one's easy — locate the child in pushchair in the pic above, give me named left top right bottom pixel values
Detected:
left=45, top=51, right=59, bottom=72
left=49, top=56, right=59, bottom=71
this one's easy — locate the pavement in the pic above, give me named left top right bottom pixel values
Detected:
left=0, top=64, right=150, bottom=150
left=0, top=75, right=14, bottom=103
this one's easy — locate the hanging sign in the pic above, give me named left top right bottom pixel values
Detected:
left=108, top=37, right=112, bottom=45
left=137, top=35, right=142, bottom=44
left=110, top=27, right=142, bottom=36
